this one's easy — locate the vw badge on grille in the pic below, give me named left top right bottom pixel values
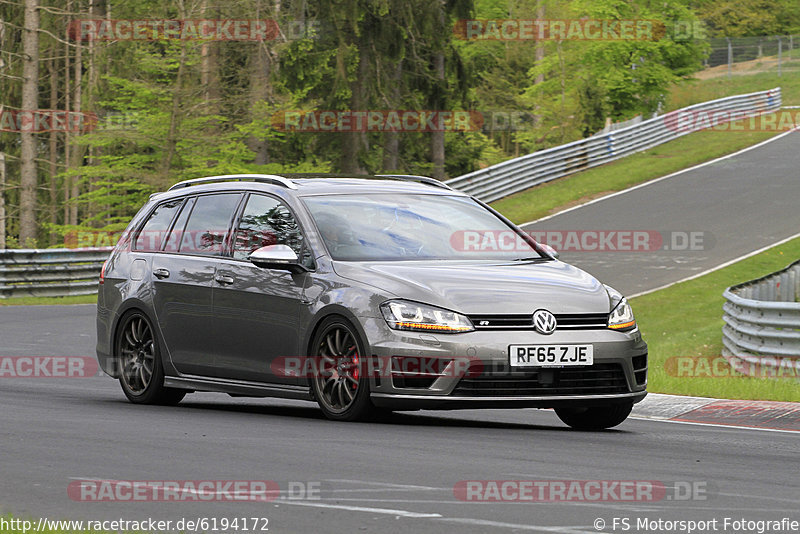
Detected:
left=533, top=309, right=557, bottom=335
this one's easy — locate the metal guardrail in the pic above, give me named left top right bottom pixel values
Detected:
left=447, top=88, right=782, bottom=202
left=722, top=259, right=800, bottom=377
left=0, top=248, right=112, bottom=298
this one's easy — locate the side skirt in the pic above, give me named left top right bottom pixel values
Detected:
left=164, top=375, right=314, bottom=401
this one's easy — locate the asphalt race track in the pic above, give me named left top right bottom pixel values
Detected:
left=1, top=312, right=798, bottom=530
left=2, top=133, right=800, bottom=532
left=522, top=131, right=800, bottom=296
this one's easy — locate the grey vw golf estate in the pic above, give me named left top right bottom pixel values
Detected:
left=96, top=174, right=647, bottom=429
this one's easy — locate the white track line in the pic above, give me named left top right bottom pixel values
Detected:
left=627, top=230, right=800, bottom=298
left=325, top=479, right=440, bottom=490
left=520, top=127, right=800, bottom=227
left=628, top=416, right=799, bottom=434
left=275, top=500, right=442, bottom=518
left=282, top=501, right=592, bottom=533
left=435, top=517, right=592, bottom=533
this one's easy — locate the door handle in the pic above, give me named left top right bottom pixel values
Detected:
left=215, top=274, right=234, bottom=285
left=153, top=268, right=170, bottom=279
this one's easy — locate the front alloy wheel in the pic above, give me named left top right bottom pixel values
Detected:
left=310, top=317, right=375, bottom=421
left=117, top=311, right=185, bottom=405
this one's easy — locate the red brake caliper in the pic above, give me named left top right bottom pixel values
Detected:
left=352, top=350, right=359, bottom=389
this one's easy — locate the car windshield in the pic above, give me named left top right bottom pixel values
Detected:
left=302, top=193, right=544, bottom=261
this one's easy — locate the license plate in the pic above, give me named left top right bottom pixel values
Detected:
left=509, top=345, right=593, bottom=367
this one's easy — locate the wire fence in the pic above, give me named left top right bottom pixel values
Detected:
left=706, top=35, right=800, bottom=76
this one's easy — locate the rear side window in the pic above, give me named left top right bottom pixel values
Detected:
left=163, top=197, right=195, bottom=253
left=134, top=200, right=183, bottom=251
left=179, top=193, right=241, bottom=256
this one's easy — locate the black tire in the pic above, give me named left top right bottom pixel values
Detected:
left=116, top=311, right=186, bottom=406
left=309, top=316, right=376, bottom=421
left=555, top=402, right=633, bottom=430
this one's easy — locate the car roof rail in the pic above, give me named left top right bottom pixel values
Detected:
left=167, top=174, right=298, bottom=191
left=375, top=174, right=454, bottom=191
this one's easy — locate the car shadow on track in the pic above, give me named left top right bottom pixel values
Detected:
left=153, top=398, right=630, bottom=433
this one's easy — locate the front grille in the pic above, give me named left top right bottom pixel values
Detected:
left=468, top=313, right=608, bottom=331
left=453, top=363, right=629, bottom=397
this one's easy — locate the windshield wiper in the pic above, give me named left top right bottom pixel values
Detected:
left=511, top=256, right=551, bottom=262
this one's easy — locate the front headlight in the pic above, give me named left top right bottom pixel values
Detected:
left=380, top=300, right=474, bottom=333
left=608, top=297, right=636, bottom=331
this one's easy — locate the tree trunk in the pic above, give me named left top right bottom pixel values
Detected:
left=162, top=42, right=188, bottom=179
left=247, top=42, right=272, bottom=165
left=340, top=43, right=367, bottom=174
left=535, top=2, right=545, bottom=86
left=0, top=151, right=6, bottom=249
left=200, top=1, right=220, bottom=109
left=64, top=1, right=71, bottom=226
left=381, top=61, right=402, bottom=172
left=534, top=1, right=545, bottom=131
left=86, top=0, right=97, bottom=220
left=48, top=52, right=59, bottom=245
left=431, top=51, right=446, bottom=179
left=69, top=33, right=83, bottom=226
left=431, top=2, right=446, bottom=180
left=19, top=0, right=40, bottom=246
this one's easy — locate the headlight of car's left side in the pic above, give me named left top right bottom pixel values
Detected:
left=380, top=300, right=474, bottom=333
left=608, top=298, right=636, bottom=331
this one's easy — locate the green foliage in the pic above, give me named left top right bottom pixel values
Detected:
left=1, top=0, right=759, bottom=245
left=692, top=0, right=800, bottom=37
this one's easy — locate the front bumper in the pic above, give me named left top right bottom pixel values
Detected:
left=360, top=317, right=648, bottom=410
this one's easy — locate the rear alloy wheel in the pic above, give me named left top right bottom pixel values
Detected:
left=555, top=402, right=633, bottom=430
left=117, top=311, right=185, bottom=405
left=310, top=317, right=375, bottom=421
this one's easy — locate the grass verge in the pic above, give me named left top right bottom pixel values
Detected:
left=631, top=237, right=800, bottom=402
left=0, top=294, right=97, bottom=306
left=667, top=70, right=800, bottom=110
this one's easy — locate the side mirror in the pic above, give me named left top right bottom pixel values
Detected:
left=540, top=243, right=560, bottom=260
left=249, top=245, right=306, bottom=272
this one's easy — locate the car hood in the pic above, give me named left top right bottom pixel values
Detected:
left=332, top=259, right=612, bottom=315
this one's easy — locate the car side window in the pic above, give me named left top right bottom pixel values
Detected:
left=163, top=197, right=195, bottom=253
left=134, top=199, right=183, bottom=252
left=178, top=193, right=241, bottom=256
left=232, top=194, right=311, bottom=267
